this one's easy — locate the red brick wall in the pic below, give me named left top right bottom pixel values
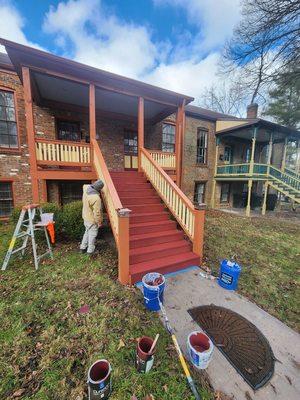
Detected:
left=181, top=115, right=216, bottom=205
left=0, top=70, right=32, bottom=208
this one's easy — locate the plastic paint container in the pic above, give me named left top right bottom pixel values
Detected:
left=218, top=259, right=242, bottom=290
left=136, top=336, right=155, bottom=373
left=87, top=359, right=112, bottom=400
left=142, top=272, right=165, bottom=312
left=187, top=331, right=214, bottom=370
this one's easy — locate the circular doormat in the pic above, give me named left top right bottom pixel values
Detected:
left=188, top=305, right=275, bottom=390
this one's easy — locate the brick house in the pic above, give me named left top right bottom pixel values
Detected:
left=0, top=40, right=299, bottom=282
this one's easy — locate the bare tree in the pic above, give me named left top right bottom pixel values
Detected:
left=199, top=81, right=249, bottom=117
left=222, top=0, right=300, bottom=103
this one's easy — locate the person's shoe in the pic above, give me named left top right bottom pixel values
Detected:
left=86, top=252, right=97, bottom=259
left=79, top=249, right=86, bottom=254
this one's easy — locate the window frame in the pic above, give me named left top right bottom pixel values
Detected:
left=220, top=182, right=231, bottom=203
left=162, top=121, right=176, bottom=153
left=0, top=86, right=20, bottom=152
left=193, top=181, right=206, bottom=205
left=196, top=127, right=208, bottom=165
left=0, top=179, right=15, bottom=218
left=56, top=118, right=81, bottom=142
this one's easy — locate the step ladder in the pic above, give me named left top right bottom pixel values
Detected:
left=2, top=204, right=53, bottom=271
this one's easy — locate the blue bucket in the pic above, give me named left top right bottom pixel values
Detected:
left=142, top=272, right=165, bottom=312
left=218, top=259, right=241, bottom=290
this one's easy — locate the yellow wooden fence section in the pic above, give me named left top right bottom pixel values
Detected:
left=36, top=140, right=91, bottom=164
left=148, top=150, right=176, bottom=169
left=141, top=148, right=195, bottom=239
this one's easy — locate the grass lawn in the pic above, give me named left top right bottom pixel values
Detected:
left=204, top=210, right=300, bottom=332
left=0, top=224, right=213, bottom=400
left=0, top=210, right=299, bottom=399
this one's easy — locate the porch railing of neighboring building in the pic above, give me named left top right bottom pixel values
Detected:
left=140, top=147, right=205, bottom=257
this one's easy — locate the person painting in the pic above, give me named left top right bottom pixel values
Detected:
left=80, top=179, right=104, bottom=256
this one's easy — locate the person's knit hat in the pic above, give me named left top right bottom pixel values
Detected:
left=91, top=179, right=104, bottom=192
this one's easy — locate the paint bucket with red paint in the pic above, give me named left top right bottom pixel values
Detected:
left=87, top=359, right=112, bottom=399
left=135, top=336, right=155, bottom=373
left=187, top=331, right=214, bottom=369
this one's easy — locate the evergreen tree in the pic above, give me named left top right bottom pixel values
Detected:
left=264, top=71, right=300, bottom=128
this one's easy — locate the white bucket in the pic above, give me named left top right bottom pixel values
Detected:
left=41, top=213, right=54, bottom=225
left=187, top=331, right=214, bottom=369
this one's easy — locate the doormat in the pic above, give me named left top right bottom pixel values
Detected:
left=188, top=305, right=275, bottom=390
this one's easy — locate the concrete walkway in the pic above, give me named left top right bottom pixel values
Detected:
left=161, top=268, right=300, bottom=400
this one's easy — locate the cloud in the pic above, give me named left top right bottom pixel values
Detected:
left=144, top=53, right=220, bottom=100
left=153, top=0, right=241, bottom=52
left=0, top=0, right=44, bottom=52
left=43, top=0, right=159, bottom=78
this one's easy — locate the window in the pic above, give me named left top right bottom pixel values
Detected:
left=162, top=123, right=175, bottom=152
left=0, top=90, right=18, bottom=148
left=57, top=120, right=81, bottom=141
left=60, top=181, right=88, bottom=205
left=220, top=183, right=230, bottom=203
left=196, top=128, right=208, bottom=164
left=124, top=130, right=138, bottom=155
left=194, top=182, right=206, bottom=205
left=224, top=146, right=233, bottom=162
left=0, top=182, right=14, bottom=217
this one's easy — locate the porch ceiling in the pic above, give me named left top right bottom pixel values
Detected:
left=32, top=71, right=175, bottom=122
left=217, top=120, right=299, bottom=143
left=1, top=38, right=193, bottom=122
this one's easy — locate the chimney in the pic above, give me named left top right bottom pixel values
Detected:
left=247, top=103, right=258, bottom=119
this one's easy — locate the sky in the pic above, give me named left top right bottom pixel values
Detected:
left=0, top=0, right=242, bottom=104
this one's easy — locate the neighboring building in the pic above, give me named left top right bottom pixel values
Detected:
left=0, top=40, right=299, bottom=285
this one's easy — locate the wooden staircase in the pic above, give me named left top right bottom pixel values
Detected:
left=111, top=171, right=199, bottom=283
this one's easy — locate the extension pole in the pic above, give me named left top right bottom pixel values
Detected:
left=158, top=296, right=201, bottom=400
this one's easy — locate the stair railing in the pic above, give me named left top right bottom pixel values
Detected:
left=140, top=147, right=205, bottom=258
left=268, top=165, right=300, bottom=192
left=284, top=166, right=300, bottom=181
left=92, top=139, right=131, bottom=284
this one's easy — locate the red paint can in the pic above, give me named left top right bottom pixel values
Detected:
left=87, top=359, right=112, bottom=399
left=136, top=336, right=155, bottom=373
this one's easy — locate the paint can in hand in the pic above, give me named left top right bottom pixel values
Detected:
left=136, top=336, right=155, bottom=373
left=87, top=359, right=112, bottom=399
left=187, top=331, right=214, bottom=369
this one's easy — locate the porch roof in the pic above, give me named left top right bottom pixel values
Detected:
left=216, top=118, right=300, bottom=143
left=0, top=39, right=194, bottom=122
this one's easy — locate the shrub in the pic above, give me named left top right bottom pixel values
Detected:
left=10, top=201, right=83, bottom=241
left=60, top=201, right=84, bottom=240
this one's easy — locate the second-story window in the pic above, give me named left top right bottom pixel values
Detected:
left=57, top=120, right=81, bottom=141
left=162, top=123, right=175, bottom=152
left=0, top=90, right=18, bottom=149
left=196, top=128, right=208, bottom=164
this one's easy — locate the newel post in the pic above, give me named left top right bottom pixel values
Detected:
left=118, top=208, right=131, bottom=285
left=193, top=203, right=206, bottom=260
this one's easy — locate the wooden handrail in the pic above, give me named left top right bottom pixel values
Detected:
left=35, top=138, right=91, bottom=147
left=141, top=147, right=204, bottom=247
left=92, top=139, right=130, bottom=285
left=92, top=139, right=123, bottom=211
left=148, top=150, right=176, bottom=155
left=142, top=148, right=194, bottom=211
